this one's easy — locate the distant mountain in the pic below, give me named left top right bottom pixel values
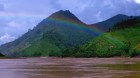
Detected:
left=0, top=10, right=98, bottom=57
left=91, top=14, right=138, bottom=32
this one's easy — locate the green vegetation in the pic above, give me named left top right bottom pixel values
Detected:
left=59, top=18, right=140, bottom=57
left=19, top=27, right=93, bottom=57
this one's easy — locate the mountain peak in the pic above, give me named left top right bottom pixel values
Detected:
left=49, top=10, right=80, bottom=21
left=114, top=14, right=128, bottom=18
left=56, top=10, right=71, bottom=14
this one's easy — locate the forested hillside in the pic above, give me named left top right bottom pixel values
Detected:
left=60, top=17, right=140, bottom=57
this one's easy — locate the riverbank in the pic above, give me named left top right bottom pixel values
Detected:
left=0, top=55, right=140, bottom=59
left=4, top=56, right=140, bottom=59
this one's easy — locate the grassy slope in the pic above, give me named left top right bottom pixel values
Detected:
left=83, top=24, right=140, bottom=57
left=109, top=26, right=140, bottom=49
left=18, top=22, right=93, bottom=57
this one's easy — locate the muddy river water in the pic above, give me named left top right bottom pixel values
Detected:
left=0, top=58, right=140, bottom=78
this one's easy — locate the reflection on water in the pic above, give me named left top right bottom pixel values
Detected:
left=0, top=58, right=140, bottom=78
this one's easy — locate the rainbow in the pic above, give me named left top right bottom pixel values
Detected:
left=46, top=17, right=104, bottom=36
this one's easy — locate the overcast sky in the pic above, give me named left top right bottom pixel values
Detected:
left=0, top=0, right=140, bottom=45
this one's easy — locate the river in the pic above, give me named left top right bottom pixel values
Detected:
left=0, top=58, right=140, bottom=78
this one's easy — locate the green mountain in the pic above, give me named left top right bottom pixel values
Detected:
left=0, top=10, right=98, bottom=57
left=61, top=17, right=140, bottom=57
